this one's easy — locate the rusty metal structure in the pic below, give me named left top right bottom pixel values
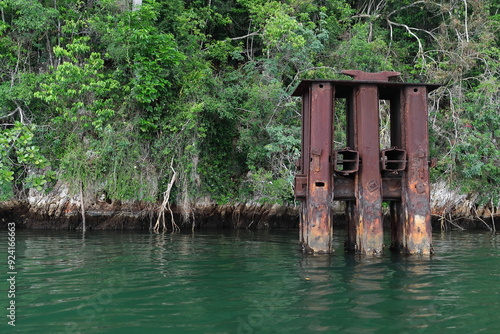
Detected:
left=293, top=70, right=440, bottom=255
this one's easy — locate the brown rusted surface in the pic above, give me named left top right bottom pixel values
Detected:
left=294, top=174, right=307, bottom=199
left=388, top=92, right=405, bottom=252
left=341, top=70, right=401, bottom=81
left=292, top=80, right=439, bottom=99
left=344, top=93, right=357, bottom=252
left=333, top=177, right=401, bottom=200
left=332, top=177, right=354, bottom=200
left=293, top=71, right=438, bottom=255
left=301, top=89, right=311, bottom=187
left=300, top=82, right=334, bottom=253
left=400, top=86, right=433, bottom=254
left=298, top=88, right=310, bottom=248
left=381, top=148, right=407, bottom=172
left=334, top=149, right=359, bottom=175
left=351, top=84, right=384, bottom=254
left=390, top=201, right=404, bottom=252
left=381, top=178, right=402, bottom=200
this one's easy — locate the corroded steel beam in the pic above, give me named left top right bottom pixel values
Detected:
left=293, top=71, right=438, bottom=256
left=400, top=86, right=433, bottom=254
left=297, top=87, right=311, bottom=247
left=300, top=82, right=334, bottom=254
left=350, top=84, right=384, bottom=255
left=333, top=177, right=401, bottom=200
left=342, top=70, right=401, bottom=81
left=389, top=93, right=405, bottom=253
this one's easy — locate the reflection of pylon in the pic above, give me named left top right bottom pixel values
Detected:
left=293, top=70, right=440, bottom=255
left=405, top=299, right=440, bottom=333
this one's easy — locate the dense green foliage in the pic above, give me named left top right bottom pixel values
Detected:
left=1, top=0, right=499, bottom=207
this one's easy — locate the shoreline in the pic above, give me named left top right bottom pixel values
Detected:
left=1, top=198, right=497, bottom=232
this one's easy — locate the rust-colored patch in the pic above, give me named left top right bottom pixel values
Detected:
left=293, top=72, right=439, bottom=255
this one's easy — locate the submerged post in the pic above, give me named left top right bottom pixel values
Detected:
left=400, top=86, right=433, bottom=254
left=297, top=82, right=334, bottom=253
left=343, top=71, right=399, bottom=254
left=293, top=71, right=439, bottom=255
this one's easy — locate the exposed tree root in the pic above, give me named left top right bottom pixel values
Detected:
left=153, top=159, right=178, bottom=233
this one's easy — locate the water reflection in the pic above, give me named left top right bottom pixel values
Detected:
left=295, top=243, right=444, bottom=333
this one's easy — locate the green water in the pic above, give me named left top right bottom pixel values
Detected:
left=1, top=228, right=500, bottom=334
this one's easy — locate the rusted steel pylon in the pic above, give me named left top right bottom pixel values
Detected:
left=293, top=70, right=440, bottom=255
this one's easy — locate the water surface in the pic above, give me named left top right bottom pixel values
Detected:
left=1, top=228, right=499, bottom=333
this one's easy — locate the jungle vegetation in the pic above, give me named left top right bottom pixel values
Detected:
left=1, top=0, right=499, bottom=219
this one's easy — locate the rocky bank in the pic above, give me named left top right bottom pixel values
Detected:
left=1, top=181, right=498, bottom=231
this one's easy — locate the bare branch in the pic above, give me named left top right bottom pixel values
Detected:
left=473, top=205, right=493, bottom=231
left=351, top=14, right=379, bottom=20
left=0, top=107, right=21, bottom=120
left=463, top=0, right=469, bottom=42
left=80, top=181, right=86, bottom=232
left=386, top=19, right=426, bottom=71
left=231, top=31, right=260, bottom=41
left=154, top=157, right=178, bottom=233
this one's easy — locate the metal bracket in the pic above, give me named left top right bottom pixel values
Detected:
left=294, top=175, right=308, bottom=199
left=381, top=148, right=407, bottom=172
left=333, top=149, right=359, bottom=175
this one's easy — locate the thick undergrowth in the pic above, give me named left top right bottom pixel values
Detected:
left=1, top=1, right=499, bottom=226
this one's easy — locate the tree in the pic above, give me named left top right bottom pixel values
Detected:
left=0, top=0, right=499, bottom=213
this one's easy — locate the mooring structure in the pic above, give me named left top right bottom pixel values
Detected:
left=293, top=70, right=440, bottom=255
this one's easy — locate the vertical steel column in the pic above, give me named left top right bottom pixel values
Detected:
left=351, top=84, right=384, bottom=254
left=293, top=72, right=438, bottom=256
left=401, top=86, right=432, bottom=254
left=300, top=82, right=334, bottom=253
left=299, top=88, right=311, bottom=246
left=389, top=93, right=405, bottom=251
left=345, top=95, right=357, bottom=250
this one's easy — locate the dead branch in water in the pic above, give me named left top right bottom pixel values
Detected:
left=153, top=158, right=179, bottom=233
left=446, top=212, right=465, bottom=231
left=79, top=181, right=86, bottom=232
left=473, top=206, right=493, bottom=232
left=490, top=200, right=496, bottom=233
